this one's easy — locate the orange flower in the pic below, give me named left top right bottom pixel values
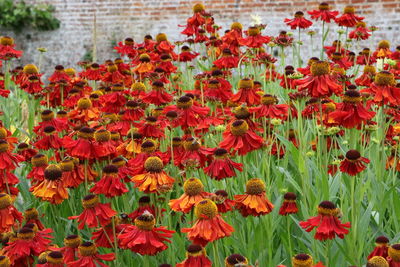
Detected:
left=0, top=193, right=22, bottom=232
left=234, top=178, right=274, bottom=217
left=131, top=156, right=174, bottom=194
left=68, top=98, right=100, bottom=123
left=169, top=178, right=210, bottom=213
left=31, top=164, right=68, bottom=205
left=182, top=199, right=234, bottom=246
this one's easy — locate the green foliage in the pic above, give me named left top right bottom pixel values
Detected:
left=0, top=0, right=60, bottom=33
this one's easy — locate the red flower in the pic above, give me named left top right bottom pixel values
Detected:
left=219, top=120, right=264, bottom=156
left=307, top=3, right=338, bottom=23
left=251, top=94, right=289, bottom=120
left=68, top=195, right=117, bottom=229
left=180, top=5, right=206, bottom=36
left=211, top=190, right=235, bottom=213
left=294, top=61, right=342, bottom=98
left=284, top=11, right=313, bottom=29
left=118, top=212, right=174, bottom=255
left=68, top=242, right=115, bottom=267
left=203, top=79, right=233, bottom=104
left=141, top=81, right=173, bottom=106
left=360, top=71, right=400, bottom=106
left=181, top=199, right=234, bottom=246
left=213, top=49, right=239, bottom=69
left=349, top=23, right=371, bottom=40
left=114, top=38, right=136, bottom=56
left=231, top=78, right=261, bottom=106
left=60, top=235, right=82, bottom=263
left=339, top=149, right=370, bottom=176
left=299, top=201, right=350, bottom=240
left=355, top=65, right=375, bottom=87
left=0, top=193, right=23, bottom=232
left=138, top=116, right=165, bottom=139
left=234, top=178, right=274, bottom=217
left=48, top=65, right=71, bottom=83
left=102, top=64, right=126, bottom=84
left=179, top=137, right=214, bottom=169
left=91, top=222, right=121, bottom=248
left=63, top=127, right=98, bottom=160
left=240, top=26, right=271, bottom=48
left=128, top=196, right=156, bottom=220
left=84, top=63, right=102, bottom=81
left=90, top=165, right=128, bottom=198
left=0, top=140, right=23, bottom=171
left=3, top=227, right=50, bottom=265
left=204, top=148, right=242, bottom=180
left=279, top=192, right=298, bottom=216
left=21, top=75, right=43, bottom=94
left=329, top=89, right=375, bottom=128
left=100, top=86, right=127, bottom=114
left=34, top=126, right=63, bottom=150
left=176, top=244, right=212, bottom=267
left=367, top=236, right=390, bottom=260
left=93, top=129, right=117, bottom=158
left=164, top=96, right=210, bottom=130
left=335, top=6, right=364, bottom=27
left=178, top=46, right=199, bottom=62
left=221, top=25, right=243, bottom=55
left=34, top=110, right=69, bottom=135
left=0, top=36, right=22, bottom=59
left=123, top=100, right=145, bottom=121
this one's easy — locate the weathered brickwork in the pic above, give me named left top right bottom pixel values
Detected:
left=5, top=0, right=400, bottom=72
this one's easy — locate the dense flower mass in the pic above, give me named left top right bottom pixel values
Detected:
left=0, top=2, right=399, bottom=266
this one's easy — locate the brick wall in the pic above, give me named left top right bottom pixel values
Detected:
left=6, top=0, right=400, bottom=73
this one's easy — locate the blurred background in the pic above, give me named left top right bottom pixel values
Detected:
left=2, top=0, right=400, bottom=72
